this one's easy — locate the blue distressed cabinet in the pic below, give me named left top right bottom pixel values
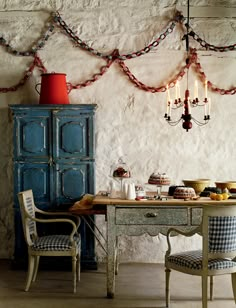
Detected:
left=10, top=104, right=97, bottom=269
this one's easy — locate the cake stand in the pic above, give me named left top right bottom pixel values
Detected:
left=148, top=183, right=169, bottom=200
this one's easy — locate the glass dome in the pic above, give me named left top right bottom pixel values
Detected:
left=111, top=157, right=131, bottom=179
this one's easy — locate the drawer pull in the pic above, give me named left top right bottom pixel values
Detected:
left=145, top=212, right=157, bottom=218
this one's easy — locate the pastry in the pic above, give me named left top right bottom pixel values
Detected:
left=113, top=167, right=131, bottom=178
left=173, top=187, right=196, bottom=199
left=148, top=172, right=171, bottom=185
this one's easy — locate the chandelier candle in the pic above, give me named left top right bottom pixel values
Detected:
left=194, top=80, right=198, bottom=99
left=165, top=85, right=171, bottom=118
left=205, top=79, right=208, bottom=99
left=175, top=81, right=180, bottom=100
left=204, top=101, right=207, bottom=117
left=169, top=100, right=172, bottom=117
left=208, top=98, right=211, bottom=116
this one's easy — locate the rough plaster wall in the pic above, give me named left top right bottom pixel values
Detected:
left=0, top=0, right=236, bottom=262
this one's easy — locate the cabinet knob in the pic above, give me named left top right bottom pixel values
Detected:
left=145, top=212, right=158, bottom=218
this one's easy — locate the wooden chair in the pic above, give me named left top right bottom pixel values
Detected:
left=18, top=189, right=81, bottom=293
left=165, top=204, right=236, bottom=308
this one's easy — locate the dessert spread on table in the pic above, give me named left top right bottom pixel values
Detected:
left=87, top=157, right=236, bottom=203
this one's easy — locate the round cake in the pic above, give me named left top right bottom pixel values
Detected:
left=113, top=166, right=131, bottom=178
left=173, top=187, right=196, bottom=199
left=148, top=172, right=171, bottom=185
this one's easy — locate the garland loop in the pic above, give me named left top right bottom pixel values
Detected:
left=0, top=11, right=236, bottom=96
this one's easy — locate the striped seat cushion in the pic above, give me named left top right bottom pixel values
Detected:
left=167, top=250, right=236, bottom=270
left=31, top=235, right=80, bottom=251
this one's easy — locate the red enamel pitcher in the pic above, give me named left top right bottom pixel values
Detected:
left=35, top=73, right=71, bottom=105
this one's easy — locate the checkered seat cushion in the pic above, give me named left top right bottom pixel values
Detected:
left=209, top=216, right=236, bottom=252
left=31, top=235, right=80, bottom=251
left=167, top=249, right=236, bottom=270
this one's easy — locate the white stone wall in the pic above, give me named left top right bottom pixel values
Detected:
left=1, top=0, right=236, bottom=262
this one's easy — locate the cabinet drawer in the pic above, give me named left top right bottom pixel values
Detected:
left=115, top=207, right=188, bottom=225
left=191, top=208, right=202, bottom=225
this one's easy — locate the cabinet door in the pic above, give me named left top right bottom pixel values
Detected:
left=14, top=162, right=52, bottom=209
left=13, top=111, right=51, bottom=162
left=54, top=162, right=94, bottom=207
left=52, top=110, right=94, bottom=161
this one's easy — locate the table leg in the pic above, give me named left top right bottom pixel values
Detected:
left=115, top=236, right=119, bottom=275
left=107, top=205, right=116, bottom=298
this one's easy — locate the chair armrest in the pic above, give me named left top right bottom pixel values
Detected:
left=35, top=208, right=81, bottom=229
left=165, top=225, right=202, bottom=258
left=26, top=214, right=78, bottom=242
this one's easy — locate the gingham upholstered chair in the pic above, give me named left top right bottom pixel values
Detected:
left=18, top=189, right=81, bottom=293
left=165, top=204, right=236, bottom=308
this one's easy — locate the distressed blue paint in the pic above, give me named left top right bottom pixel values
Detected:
left=16, top=116, right=50, bottom=159
left=10, top=104, right=97, bottom=269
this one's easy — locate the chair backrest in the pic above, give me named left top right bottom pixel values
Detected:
left=18, top=189, right=38, bottom=246
left=202, top=205, right=236, bottom=265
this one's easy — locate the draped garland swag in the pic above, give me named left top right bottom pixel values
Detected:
left=0, top=11, right=236, bottom=95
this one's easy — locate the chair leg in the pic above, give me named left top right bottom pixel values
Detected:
left=72, top=255, right=77, bottom=293
left=202, top=275, right=208, bottom=308
left=210, top=276, right=213, bottom=301
left=77, top=253, right=80, bottom=282
left=231, top=273, right=236, bottom=303
left=32, top=256, right=40, bottom=282
left=25, top=254, right=35, bottom=291
left=165, top=268, right=171, bottom=308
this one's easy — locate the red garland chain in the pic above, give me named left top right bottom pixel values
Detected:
left=117, top=49, right=195, bottom=93
left=0, top=54, right=47, bottom=93
left=1, top=48, right=236, bottom=95
left=192, top=50, right=236, bottom=95
left=117, top=48, right=236, bottom=95
left=67, top=49, right=119, bottom=91
left=34, top=55, right=47, bottom=73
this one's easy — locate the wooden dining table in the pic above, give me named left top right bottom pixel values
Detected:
left=71, top=193, right=236, bottom=298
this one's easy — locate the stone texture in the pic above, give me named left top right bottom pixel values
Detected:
left=1, top=0, right=236, bottom=263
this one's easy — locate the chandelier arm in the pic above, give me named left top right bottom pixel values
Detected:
left=166, top=118, right=183, bottom=126
left=191, top=117, right=209, bottom=126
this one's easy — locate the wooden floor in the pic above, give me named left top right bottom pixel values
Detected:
left=0, top=260, right=235, bottom=308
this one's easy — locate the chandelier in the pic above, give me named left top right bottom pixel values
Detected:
left=164, top=0, right=211, bottom=132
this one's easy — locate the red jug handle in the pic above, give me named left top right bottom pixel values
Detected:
left=67, top=82, right=73, bottom=94
left=35, top=83, right=41, bottom=95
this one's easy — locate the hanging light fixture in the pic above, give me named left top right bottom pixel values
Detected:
left=164, top=0, right=211, bottom=132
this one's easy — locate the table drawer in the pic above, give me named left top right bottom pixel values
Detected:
left=191, top=207, right=202, bottom=225
left=115, top=207, right=188, bottom=225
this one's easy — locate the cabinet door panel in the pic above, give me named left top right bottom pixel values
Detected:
left=14, top=114, right=51, bottom=161
left=10, top=104, right=97, bottom=269
left=53, top=111, right=94, bottom=160
left=54, top=162, right=94, bottom=206
left=14, top=162, right=52, bottom=208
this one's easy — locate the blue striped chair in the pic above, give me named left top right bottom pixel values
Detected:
left=18, top=189, right=81, bottom=293
left=165, top=204, right=236, bottom=308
